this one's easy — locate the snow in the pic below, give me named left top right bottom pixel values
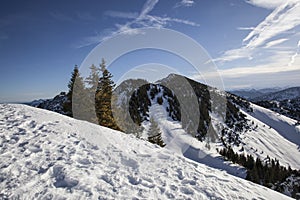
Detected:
left=250, top=103, right=300, bottom=146
left=146, top=97, right=247, bottom=179
left=238, top=103, right=300, bottom=169
left=0, top=104, right=292, bottom=199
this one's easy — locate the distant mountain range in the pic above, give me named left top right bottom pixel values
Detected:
left=251, top=87, right=300, bottom=102
left=230, top=87, right=300, bottom=121
left=25, top=92, right=68, bottom=115
left=229, top=87, right=284, bottom=100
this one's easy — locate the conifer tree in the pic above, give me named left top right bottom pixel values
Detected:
left=148, top=117, right=165, bottom=147
left=63, top=65, right=80, bottom=117
left=85, top=64, right=100, bottom=92
left=84, top=64, right=100, bottom=123
left=72, top=71, right=91, bottom=121
left=95, top=58, right=119, bottom=130
left=63, top=65, right=93, bottom=121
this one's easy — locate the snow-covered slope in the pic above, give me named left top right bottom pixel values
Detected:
left=143, top=92, right=300, bottom=196
left=0, top=104, right=292, bottom=199
left=114, top=76, right=300, bottom=175
left=235, top=103, right=300, bottom=169
left=143, top=90, right=247, bottom=179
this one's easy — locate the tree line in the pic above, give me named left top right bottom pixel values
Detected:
left=63, top=59, right=119, bottom=130
left=219, top=146, right=300, bottom=197
left=63, top=59, right=165, bottom=147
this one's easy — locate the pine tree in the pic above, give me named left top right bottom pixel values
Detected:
left=249, top=165, right=260, bottom=184
left=85, top=64, right=100, bottom=92
left=84, top=64, right=100, bottom=123
left=63, top=65, right=93, bottom=121
left=71, top=71, right=92, bottom=121
left=95, top=58, right=119, bottom=130
left=63, top=65, right=80, bottom=117
left=148, top=117, right=165, bottom=147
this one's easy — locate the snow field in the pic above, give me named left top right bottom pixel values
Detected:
left=0, top=104, right=292, bottom=199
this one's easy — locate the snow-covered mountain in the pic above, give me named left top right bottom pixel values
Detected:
left=114, top=75, right=300, bottom=168
left=26, top=92, right=68, bottom=115
left=229, top=87, right=283, bottom=100
left=112, top=74, right=300, bottom=198
left=251, top=87, right=300, bottom=102
left=250, top=87, right=300, bottom=121
left=0, top=104, right=294, bottom=199
left=22, top=74, right=300, bottom=198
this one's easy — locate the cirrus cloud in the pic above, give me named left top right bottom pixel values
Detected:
left=77, top=0, right=199, bottom=48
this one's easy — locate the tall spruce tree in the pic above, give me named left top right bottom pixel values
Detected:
left=63, top=65, right=92, bottom=121
left=148, top=117, right=165, bottom=147
left=63, top=65, right=80, bottom=117
left=85, top=64, right=100, bottom=92
left=72, top=71, right=91, bottom=121
left=84, top=64, right=100, bottom=123
left=95, top=58, right=119, bottom=130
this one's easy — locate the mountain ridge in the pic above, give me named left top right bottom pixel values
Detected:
left=23, top=73, right=300, bottom=198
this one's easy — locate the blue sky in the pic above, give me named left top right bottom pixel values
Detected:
left=0, top=0, right=300, bottom=102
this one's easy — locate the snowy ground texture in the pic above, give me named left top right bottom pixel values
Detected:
left=0, top=104, right=293, bottom=199
left=238, top=103, right=300, bottom=169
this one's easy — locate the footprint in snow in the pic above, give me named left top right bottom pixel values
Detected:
left=77, top=158, right=91, bottom=165
left=121, top=157, right=139, bottom=170
left=28, top=145, right=42, bottom=153
left=180, top=186, right=194, bottom=195
left=127, top=175, right=141, bottom=185
left=52, top=165, right=79, bottom=189
left=16, top=128, right=27, bottom=135
left=177, top=169, right=184, bottom=180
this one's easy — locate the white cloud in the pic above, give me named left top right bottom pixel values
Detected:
left=196, top=49, right=300, bottom=89
left=115, top=24, right=143, bottom=35
left=175, top=0, right=195, bottom=8
left=182, top=0, right=195, bottom=7
left=167, top=17, right=200, bottom=26
left=237, top=27, right=255, bottom=31
left=75, top=33, right=104, bottom=48
left=289, top=52, right=298, bottom=66
left=133, top=0, right=198, bottom=27
left=264, top=38, right=288, bottom=48
left=78, top=0, right=199, bottom=48
left=245, top=0, right=289, bottom=9
left=194, top=56, right=300, bottom=84
left=141, top=15, right=200, bottom=27
left=225, top=84, right=253, bottom=90
left=216, top=1, right=300, bottom=64
left=219, top=50, right=300, bottom=78
left=288, top=39, right=300, bottom=66
left=214, top=47, right=253, bottom=63
left=104, top=11, right=139, bottom=19
left=243, top=1, right=300, bottom=48
left=139, top=0, right=159, bottom=17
